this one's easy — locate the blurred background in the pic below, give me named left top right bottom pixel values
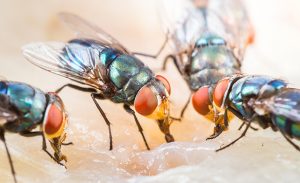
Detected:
left=1, top=0, right=300, bottom=182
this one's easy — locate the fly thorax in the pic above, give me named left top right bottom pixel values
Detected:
left=189, top=34, right=240, bottom=90
left=109, top=54, right=154, bottom=103
left=6, top=82, right=48, bottom=131
left=257, top=79, right=287, bottom=99
left=229, top=76, right=287, bottom=120
left=247, top=79, right=287, bottom=116
left=194, top=33, right=226, bottom=48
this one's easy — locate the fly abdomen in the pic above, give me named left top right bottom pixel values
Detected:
left=271, top=115, right=300, bottom=140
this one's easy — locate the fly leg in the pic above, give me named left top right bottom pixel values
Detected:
left=123, top=104, right=150, bottom=150
left=206, top=124, right=224, bottom=140
left=62, top=142, right=74, bottom=146
left=20, top=131, right=66, bottom=167
left=54, top=84, right=114, bottom=150
left=228, top=106, right=258, bottom=131
left=91, top=93, right=113, bottom=150
left=238, top=122, right=258, bottom=131
left=216, top=121, right=251, bottom=152
left=55, top=83, right=96, bottom=94
left=157, top=119, right=175, bottom=143
left=162, top=54, right=183, bottom=74
left=279, top=130, right=300, bottom=152
left=132, top=35, right=168, bottom=59
left=0, top=127, right=17, bottom=183
left=162, top=54, right=188, bottom=120
left=238, top=123, right=245, bottom=130
left=207, top=108, right=230, bottom=140
left=214, top=109, right=257, bottom=151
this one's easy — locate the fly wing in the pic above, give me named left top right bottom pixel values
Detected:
left=159, top=0, right=206, bottom=53
left=59, top=12, right=130, bottom=54
left=264, top=89, right=300, bottom=122
left=22, top=41, right=107, bottom=87
left=160, top=0, right=253, bottom=59
left=208, top=0, right=253, bottom=59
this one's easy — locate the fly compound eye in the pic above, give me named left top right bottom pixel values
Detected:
left=155, top=75, right=171, bottom=95
left=134, top=86, right=158, bottom=116
left=43, top=104, right=66, bottom=139
left=192, top=86, right=212, bottom=116
left=213, top=78, right=230, bottom=108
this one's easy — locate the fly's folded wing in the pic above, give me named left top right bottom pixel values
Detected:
left=59, top=12, right=130, bottom=54
left=264, top=89, right=300, bottom=122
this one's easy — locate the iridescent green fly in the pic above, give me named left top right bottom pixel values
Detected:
left=156, top=0, right=300, bottom=151
left=204, top=74, right=300, bottom=152
left=0, top=79, right=71, bottom=183
left=22, top=13, right=174, bottom=150
left=150, top=0, right=254, bottom=137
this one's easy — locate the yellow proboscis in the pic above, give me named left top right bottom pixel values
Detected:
left=146, top=99, right=169, bottom=120
left=203, top=105, right=234, bottom=130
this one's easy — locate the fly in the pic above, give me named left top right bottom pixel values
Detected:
left=0, top=79, right=71, bottom=183
left=140, top=0, right=254, bottom=137
left=22, top=13, right=175, bottom=151
left=209, top=74, right=300, bottom=152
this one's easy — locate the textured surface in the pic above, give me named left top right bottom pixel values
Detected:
left=1, top=0, right=300, bottom=182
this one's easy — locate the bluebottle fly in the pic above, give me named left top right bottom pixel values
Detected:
left=208, top=74, right=300, bottom=152
left=22, top=13, right=174, bottom=150
left=145, top=0, right=255, bottom=138
left=0, top=79, right=71, bottom=183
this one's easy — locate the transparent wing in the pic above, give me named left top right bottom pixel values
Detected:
left=265, top=89, right=300, bottom=122
left=22, top=41, right=107, bottom=87
left=159, top=0, right=253, bottom=58
left=208, top=0, right=254, bottom=59
left=59, top=12, right=129, bottom=54
left=159, top=0, right=206, bottom=53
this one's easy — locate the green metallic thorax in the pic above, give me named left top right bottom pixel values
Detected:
left=188, top=33, right=240, bottom=91
left=100, top=50, right=154, bottom=104
left=0, top=81, right=47, bottom=132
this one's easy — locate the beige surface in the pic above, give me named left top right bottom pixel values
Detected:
left=1, top=0, right=300, bottom=182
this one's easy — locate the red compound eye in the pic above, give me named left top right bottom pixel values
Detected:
left=134, top=86, right=158, bottom=116
left=44, top=104, right=63, bottom=135
left=156, top=75, right=171, bottom=94
left=213, top=79, right=230, bottom=108
left=192, top=86, right=211, bottom=115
